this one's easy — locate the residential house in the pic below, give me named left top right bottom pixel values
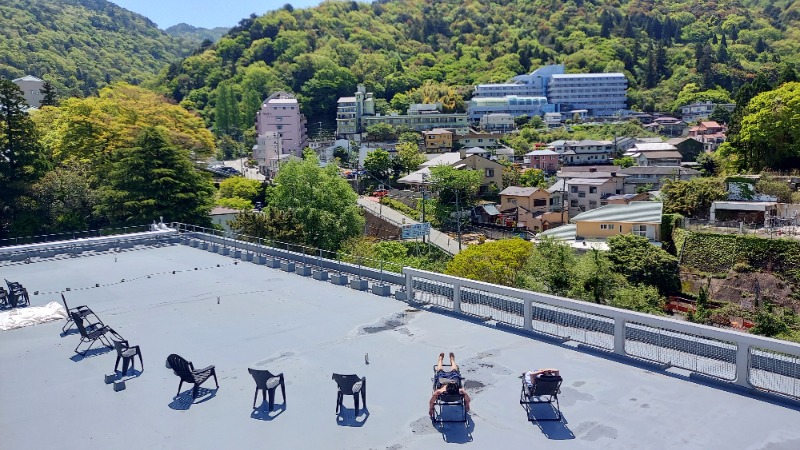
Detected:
left=667, top=137, right=705, bottom=162
left=634, top=151, right=683, bottom=167
left=398, top=152, right=504, bottom=193
left=12, top=75, right=45, bottom=107
left=548, top=139, right=615, bottom=166
left=680, top=101, right=735, bottom=123
left=565, top=178, right=623, bottom=216
left=619, top=166, right=700, bottom=194
left=688, top=121, right=727, bottom=152
left=710, top=201, right=778, bottom=223
left=455, top=133, right=502, bottom=149
left=539, top=202, right=663, bottom=249
left=209, top=207, right=241, bottom=232
left=604, top=193, right=650, bottom=204
left=422, top=129, right=453, bottom=152
left=544, top=112, right=562, bottom=127
left=523, top=149, right=559, bottom=173
left=479, top=113, right=515, bottom=132
left=499, top=186, right=564, bottom=232
left=472, top=204, right=502, bottom=225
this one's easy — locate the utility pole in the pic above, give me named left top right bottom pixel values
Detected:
left=421, top=189, right=427, bottom=243
left=456, top=188, right=462, bottom=252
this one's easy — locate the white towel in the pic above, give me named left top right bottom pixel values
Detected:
left=0, top=302, right=68, bottom=331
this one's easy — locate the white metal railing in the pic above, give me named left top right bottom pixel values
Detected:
left=403, top=267, right=800, bottom=400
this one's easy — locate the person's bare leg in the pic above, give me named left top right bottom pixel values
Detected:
left=436, top=352, right=445, bottom=372
left=450, top=352, right=458, bottom=372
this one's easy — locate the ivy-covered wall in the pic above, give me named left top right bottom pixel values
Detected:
left=675, top=230, right=800, bottom=285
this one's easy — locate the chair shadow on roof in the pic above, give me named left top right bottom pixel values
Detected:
left=250, top=402, right=286, bottom=421
left=168, top=387, right=217, bottom=411
left=434, top=414, right=474, bottom=444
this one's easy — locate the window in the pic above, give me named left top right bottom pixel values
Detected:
left=632, top=224, right=648, bottom=237
left=509, top=198, right=517, bottom=204
left=533, top=199, right=546, bottom=207
left=277, top=125, right=283, bottom=130
left=570, top=186, right=578, bottom=193
left=570, top=200, right=578, bottom=207
left=589, top=187, right=597, bottom=194
left=589, top=201, right=597, bottom=208
left=485, top=168, right=494, bottom=177
left=600, top=223, right=614, bottom=230
left=578, top=192, right=586, bottom=198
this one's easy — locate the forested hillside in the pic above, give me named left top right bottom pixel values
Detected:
left=165, top=24, right=230, bottom=45
left=156, top=0, right=800, bottom=130
left=0, top=0, right=194, bottom=97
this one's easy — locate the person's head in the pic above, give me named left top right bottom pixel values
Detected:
left=445, top=382, right=460, bottom=395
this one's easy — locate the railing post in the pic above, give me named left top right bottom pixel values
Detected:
left=523, top=298, right=532, bottom=331
left=614, top=318, right=626, bottom=356
left=735, top=343, right=751, bottom=388
left=452, top=283, right=462, bottom=313
left=405, top=269, right=414, bottom=303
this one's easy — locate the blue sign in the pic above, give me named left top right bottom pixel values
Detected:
left=401, top=223, right=431, bottom=239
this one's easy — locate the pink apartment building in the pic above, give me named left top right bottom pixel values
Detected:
left=254, top=92, right=308, bottom=177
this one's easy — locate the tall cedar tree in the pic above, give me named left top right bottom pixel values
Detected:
left=0, top=78, right=45, bottom=237
left=95, top=126, right=214, bottom=226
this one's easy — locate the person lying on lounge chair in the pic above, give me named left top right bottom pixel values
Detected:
left=429, top=352, right=471, bottom=417
left=524, top=368, right=560, bottom=389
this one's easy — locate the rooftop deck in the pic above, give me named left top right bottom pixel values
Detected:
left=2, top=241, right=800, bottom=449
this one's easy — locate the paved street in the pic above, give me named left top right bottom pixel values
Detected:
left=358, top=196, right=465, bottom=255
left=222, top=157, right=266, bottom=181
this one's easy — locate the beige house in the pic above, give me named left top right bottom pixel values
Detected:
left=499, top=186, right=565, bottom=232
left=539, top=202, right=663, bottom=249
left=422, top=128, right=453, bottom=151
left=398, top=153, right=504, bottom=193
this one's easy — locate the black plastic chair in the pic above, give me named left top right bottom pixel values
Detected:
left=61, top=293, right=96, bottom=334
left=113, top=340, right=143, bottom=375
left=332, top=373, right=366, bottom=416
left=4, top=280, right=28, bottom=308
left=71, top=311, right=118, bottom=356
left=167, top=354, right=218, bottom=400
left=519, top=373, right=563, bottom=421
left=248, top=368, right=285, bottom=410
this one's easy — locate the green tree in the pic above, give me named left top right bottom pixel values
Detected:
left=520, top=237, right=577, bottom=296
left=40, top=81, right=58, bottom=107
left=95, top=126, right=214, bottom=226
left=269, top=152, right=363, bottom=250
left=363, top=148, right=392, bottom=182
left=445, top=238, right=534, bottom=286
left=615, top=156, right=636, bottom=168
left=365, top=123, right=396, bottom=142
left=219, top=176, right=262, bottom=202
left=708, top=106, right=732, bottom=124
left=216, top=197, right=253, bottom=210
left=570, top=249, right=623, bottom=304
left=10, top=163, right=97, bottom=236
left=695, top=152, right=720, bottom=176
left=502, top=165, right=522, bottom=189
left=0, top=78, right=46, bottom=236
left=228, top=208, right=305, bottom=243
left=429, top=165, right=483, bottom=231
left=662, top=177, right=727, bottom=218
left=606, top=234, right=681, bottom=296
left=519, top=169, right=546, bottom=188
left=214, top=82, right=240, bottom=138
left=395, top=141, right=426, bottom=175
left=610, top=284, right=665, bottom=315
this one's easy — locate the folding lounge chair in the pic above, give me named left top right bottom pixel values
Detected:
left=167, top=354, right=219, bottom=400
left=332, top=373, right=366, bottom=416
left=248, top=368, right=285, bottom=411
left=5, top=280, right=28, bottom=308
left=61, top=293, right=97, bottom=334
left=519, top=372, right=563, bottom=421
left=432, top=366, right=467, bottom=424
left=71, top=311, right=120, bottom=356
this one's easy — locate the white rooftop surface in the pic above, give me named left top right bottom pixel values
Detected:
left=2, top=244, right=800, bottom=449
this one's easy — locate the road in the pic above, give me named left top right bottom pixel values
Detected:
left=357, top=196, right=465, bottom=255
left=222, top=158, right=266, bottom=181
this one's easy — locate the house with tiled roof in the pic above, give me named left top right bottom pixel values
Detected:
left=689, top=121, right=727, bottom=152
